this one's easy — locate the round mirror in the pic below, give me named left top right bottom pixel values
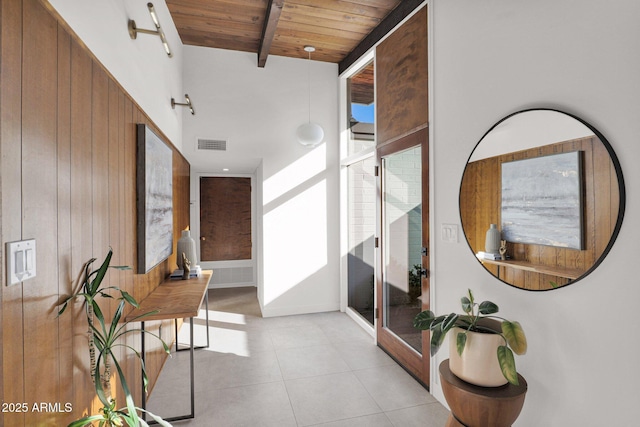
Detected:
left=460, top=109, right=625, bottom=290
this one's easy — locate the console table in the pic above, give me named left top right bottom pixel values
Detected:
left=125, top=270, right=212, bottom=423
left=439, top=359, right=527, bottom=427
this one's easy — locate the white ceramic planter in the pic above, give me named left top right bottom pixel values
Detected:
left=448, top=326, right=508, bottom=387
left=176, top=229, right=198, bottom=270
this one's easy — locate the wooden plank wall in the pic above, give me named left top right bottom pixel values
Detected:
left=0, top=0, right=190, bottom=425
left=460, top=136, right=618, bottom=290
left=375, top=6, right=428, bottom=146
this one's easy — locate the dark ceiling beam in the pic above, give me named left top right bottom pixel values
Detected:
left=339, top=0, right=425, bottom=75
left=257, top=0, right=284, bottom=67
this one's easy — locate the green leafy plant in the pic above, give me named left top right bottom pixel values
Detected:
left=413, top=289, right=527, bottom=385
left=58, top=248, right=134, bottom=392
left=408, top=264, right=422, bottom=301
left=58, top=249, right=172, bottom=426
left=68, top=298, right=171, bottom=427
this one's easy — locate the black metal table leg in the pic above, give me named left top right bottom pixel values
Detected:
left=142, top=317, right=196, bottom=424
left=174, top=292, right=210, bottom=351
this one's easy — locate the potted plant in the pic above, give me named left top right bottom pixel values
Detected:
left=58, top=248, right=135, bottom=391
left=413, top=289, right=527, bottom=386
left=68, top=298, right=172, bottom=427
left=58, top=249, right=172, bottom=426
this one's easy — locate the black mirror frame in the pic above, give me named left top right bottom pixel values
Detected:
left=459, top=108, right=626, bottom=291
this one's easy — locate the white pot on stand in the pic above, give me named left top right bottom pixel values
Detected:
left=448, top=326, right=508, bottom=387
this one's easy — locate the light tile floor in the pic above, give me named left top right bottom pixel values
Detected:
left=147, top=287, right=450, bottom=426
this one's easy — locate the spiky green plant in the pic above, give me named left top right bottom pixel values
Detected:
left=67, top=299, right=171, bottom=427
left=413, top=289, right=527, bottom=385
left=58, top=248, right=134, bottom=393
left=59, top=249, right=172, bottom=426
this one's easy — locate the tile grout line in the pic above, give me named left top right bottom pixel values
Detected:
left=271, top=327, right=302, bottom=427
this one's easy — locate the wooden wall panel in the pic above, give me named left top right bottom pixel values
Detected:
left=0, top=0, right=191, bottom=424
left=107, top=77, right=122, bottom=404
left=107, top=81, right=120, bottom=272
left=376, top=6, right=428, bottom=145
left=460, top=136, right=618, bottom=290
left=21, top=1, right=59, bottom=425
left=57, top=21, right=75, bottom=415
left=0, top=0, right=24, bottom=425
left=92, top=65, right=111, bottom=303
left=69, top=35, right=96, bottom=419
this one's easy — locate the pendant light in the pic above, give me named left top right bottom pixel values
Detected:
left=296, top=46, right=324, bottom=147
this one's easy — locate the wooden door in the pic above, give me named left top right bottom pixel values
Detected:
left=376, top=129, right=430, bottom=387
left=199, top=177, right=252, bottom=261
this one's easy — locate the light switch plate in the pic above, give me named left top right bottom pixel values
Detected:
left=441, top=224, right=459, bottom=243
left=6, top=239, right=37, bottom=286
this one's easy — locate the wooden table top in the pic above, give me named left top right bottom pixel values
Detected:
left=125, top=270, right=212, bottom=322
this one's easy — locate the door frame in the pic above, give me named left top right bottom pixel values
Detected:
left=376, top=127, right=430, bottom=386
left=339, top=49, right=377, bottom=338
left=191, top=172, right=257, bottom=287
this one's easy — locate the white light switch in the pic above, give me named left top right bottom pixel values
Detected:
left=25, top=248, right=33, bottom=270
left=6, top=239, right=36, bottom=286
left=441, top=224, right=459, bottom=243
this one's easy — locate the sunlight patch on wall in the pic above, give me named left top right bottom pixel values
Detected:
left=263, top=143, right=326, bottom=204
left=263, top=180, right=328, bottom=305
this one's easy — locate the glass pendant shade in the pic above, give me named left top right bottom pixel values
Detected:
left=296, top=122, right=324, bottom=146
left=297, top=45, right=324, bottom=147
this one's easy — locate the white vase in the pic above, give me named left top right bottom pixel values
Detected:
left=448, top=327, right=508, bottom=387
left=485, top=223, right=501, bottom=255
left=176, top=230, right=197, bottom=270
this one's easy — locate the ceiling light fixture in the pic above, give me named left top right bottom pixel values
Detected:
left=296, top=46, right=324, bottom=147
left=171, top=94, right=195, bottom=115
left=128, top=2, right=172, bottom=57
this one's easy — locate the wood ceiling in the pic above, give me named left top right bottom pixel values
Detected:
left=350, top=62, right=374, bottom=104
left=166, top=0, right=423, bottom=72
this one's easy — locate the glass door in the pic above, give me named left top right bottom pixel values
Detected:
left=377, top=131, right=429, bottom=385
left=347, top=156, right=376, bottom=325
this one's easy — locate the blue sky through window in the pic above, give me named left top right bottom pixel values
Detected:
left=352, top=103, right=374, bottom=123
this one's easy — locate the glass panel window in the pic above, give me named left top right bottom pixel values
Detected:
left=347, top=156, right=376, bottom=325
left=382, top=145, right=422, bottom=353
left=348, top=62, right=375, bottom=155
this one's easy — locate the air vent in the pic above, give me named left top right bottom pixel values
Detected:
left=198, top=138, right=227, bottom=151
left=210, top=267, right=254, bottom=287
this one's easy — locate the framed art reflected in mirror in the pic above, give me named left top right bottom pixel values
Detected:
left=501, top=150, right=584, bottom=250
left=459, top=109, right=625, bottom=291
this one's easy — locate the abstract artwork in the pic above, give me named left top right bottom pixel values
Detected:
left=501, top=151, right=584, bottom=249
left=136, top=124, right=173, bottom=273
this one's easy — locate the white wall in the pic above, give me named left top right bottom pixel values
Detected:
left=430, top=1, right=640, bottom=425
left=182, top=46, right=340, bottom=317
left=46, top=0, right=184, bottom=149
left=469, top=109, right=594, bottom=161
